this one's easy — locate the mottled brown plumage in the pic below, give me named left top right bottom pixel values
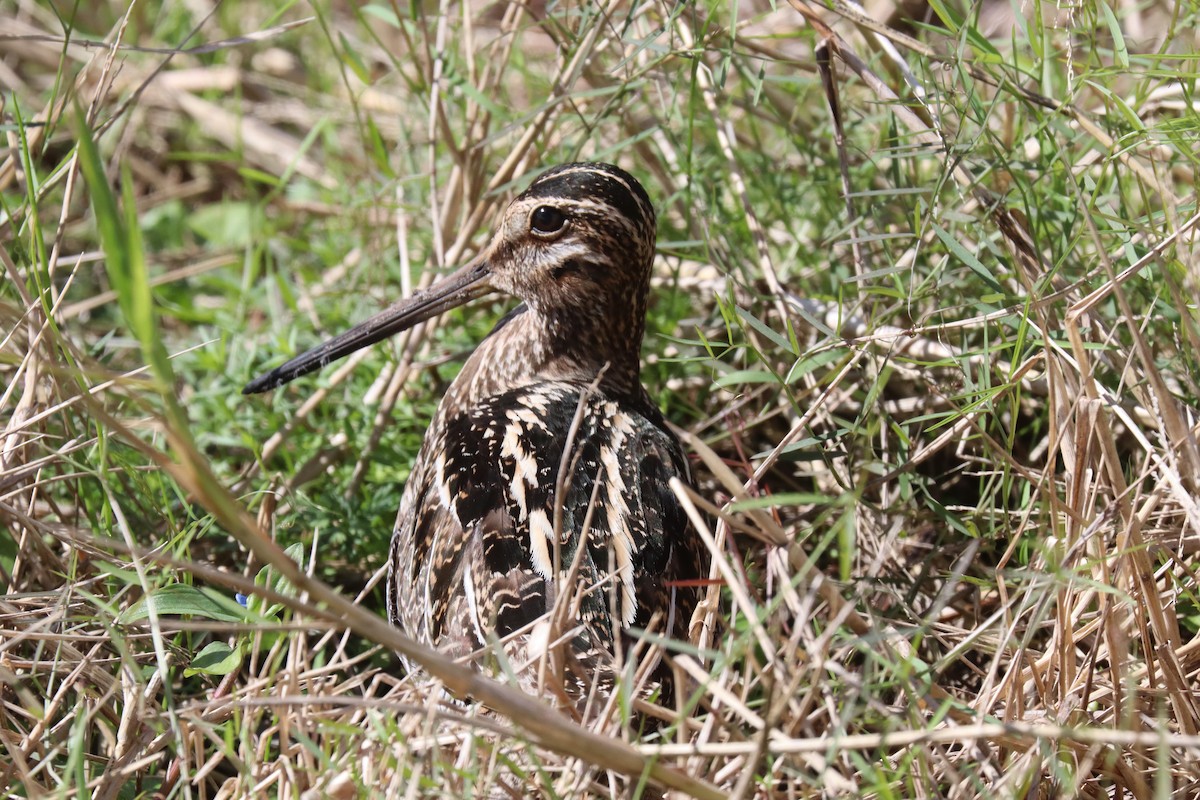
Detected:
left=246, top=163, right=701, bottom=696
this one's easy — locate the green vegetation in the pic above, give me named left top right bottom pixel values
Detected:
left=2, top=0, right=1198, bottom=796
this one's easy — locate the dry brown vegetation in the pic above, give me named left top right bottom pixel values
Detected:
left=2, top=0, right=1199, bottom=797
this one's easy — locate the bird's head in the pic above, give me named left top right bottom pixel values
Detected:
left=243, top=162, right=657, bottom=395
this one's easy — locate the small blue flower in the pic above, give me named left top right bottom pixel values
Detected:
left=235, top=593, right=249, bottom=607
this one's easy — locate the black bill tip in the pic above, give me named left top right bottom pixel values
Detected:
left=242, top=370, right=288, bottom=395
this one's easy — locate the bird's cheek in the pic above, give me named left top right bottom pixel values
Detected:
left=487, top=269, right=524, bottom=297
left=509, top=253, right=562, bottom=294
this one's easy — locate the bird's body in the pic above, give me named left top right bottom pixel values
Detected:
left=389, top=344, right=695, bottom=682
left=246, top=163, right=700, bottom=694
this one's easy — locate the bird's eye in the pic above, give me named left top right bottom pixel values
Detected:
left=530, top=205, right=567, bottom=235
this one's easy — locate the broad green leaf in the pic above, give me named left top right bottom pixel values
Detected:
left=186, top=641, right=244, bottom=677
left=120, top=585, right=250, bottom=624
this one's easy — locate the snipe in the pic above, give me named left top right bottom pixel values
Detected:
left=245, top=163, right=701, bottom=695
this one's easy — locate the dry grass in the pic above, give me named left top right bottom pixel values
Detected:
left=2, top=0, right=1199, bottom=797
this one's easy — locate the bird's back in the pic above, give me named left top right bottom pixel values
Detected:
left=389, top=378, right=700, bottom=691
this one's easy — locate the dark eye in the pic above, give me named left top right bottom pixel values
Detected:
left=530, top=205, right=566, bottom=235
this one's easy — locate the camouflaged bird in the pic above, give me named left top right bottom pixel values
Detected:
left=245, top=163, right=701, bottom=695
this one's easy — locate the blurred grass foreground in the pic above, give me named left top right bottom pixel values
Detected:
left=2, top=0, right=1199, bottom=797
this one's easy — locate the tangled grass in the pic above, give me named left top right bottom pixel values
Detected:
left=2, top=0, right=1198, bottom=796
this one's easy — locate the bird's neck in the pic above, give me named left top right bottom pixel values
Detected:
left=441, top=303, right=644, bottom=414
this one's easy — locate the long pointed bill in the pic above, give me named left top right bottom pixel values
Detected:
left=243, top=258, right=494, bottom=394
